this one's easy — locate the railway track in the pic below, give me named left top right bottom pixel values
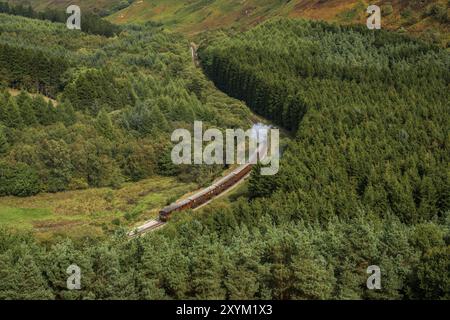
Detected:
left=129, top=130, right=268, bottom=237
left=128, top=219, right=166, bottom=237
left=128, top=168, right=252, bottom=237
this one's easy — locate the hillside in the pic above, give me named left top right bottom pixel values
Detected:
left=0, top=13, right=448, bottom=299
left=8, top=1, right=449, bottom=45
left=199, top=18, right=449, bottom=299
left=0, top=12, right=252, bottom=237
left=0, top=2, right=448, bottom=302
left=201, top=18, right=449, bottom=223
left=107, top=0, right=449, bottom=45
left=6, top=0, right=132, bottom=16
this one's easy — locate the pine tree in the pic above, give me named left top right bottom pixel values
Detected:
left=0, top=125, right=8, bottom=154
left=32, top=96, right=48, bottom=125
left=95, top=108, right=115, bottom=140
left=0, top=248, right=53, bottom=299
left=5, top=97, right=23, bottom=128
left=19, top=97, right=37, bottom=126
left=188, top=237, right=226, bottom=299
left=150, top=104, right=169, bottom=132
left=412, top=245, right=450, bottom=299
left=57, top=101, right=76, bottom=126
left=0, top=93, right=8, bottom=124
left=290, top=255, right=335, bottom=299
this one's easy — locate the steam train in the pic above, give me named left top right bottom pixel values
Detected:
left=159, top=163, right=253, bottom=222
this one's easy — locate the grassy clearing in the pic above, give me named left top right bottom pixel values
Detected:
left=0, top=206, right=53, bottom=227
left=0, top=176, right=196, bottom=240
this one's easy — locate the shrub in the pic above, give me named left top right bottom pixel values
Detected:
left=0, top=161, right=41, bottom=196
left=426, top=3, right=448, bottom=22
left=382, top=4, right=394, bottom=17
left=401, top=7, right=413, bottom=19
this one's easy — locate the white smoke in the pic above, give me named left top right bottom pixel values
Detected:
left=250, top=123, right=271, bottom=143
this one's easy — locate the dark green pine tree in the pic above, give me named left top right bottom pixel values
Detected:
left=0, top=93, right=8, bottom=124
left=95, top=108, right=115, bottom=140
left=0, top=125, right=8, bottom=154
left=157, top=146, right=179, bottom=176
left=5, top=97, right=23, bottom=128
left=45, top=100, right=58, bottom=125
left=18, top=96, right=37, bottom=126
left=412, top=245, right=450, bottom=300
left=0, top=248, right=54, bottom=300
left=31, top=96, right=48, bottom=125
left=290, top=254, right=335, bottom=299
left=150, top=104, right=169, bottom=132
left=188, top=238, right=226, bottom=299
left=248, top=164, right=278, bottom=199
left=57, top=101, right=76, bottom=126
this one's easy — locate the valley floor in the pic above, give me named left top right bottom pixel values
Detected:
left=0, top=176, right=196, bottom=241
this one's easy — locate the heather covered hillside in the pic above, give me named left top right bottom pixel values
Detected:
left=8, top=0, right=449, bottom=44
left=109, top=0, right=449, bottom=45
left=6, top=0, right=133, bottom=16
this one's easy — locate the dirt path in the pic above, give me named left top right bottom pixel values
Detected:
left=190, top=42, right=199, bottom=67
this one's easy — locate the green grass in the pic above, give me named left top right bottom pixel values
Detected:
left=124, top=177, right=197, bottom=223
left=0, top=206, right=52, bottom=227
left=0, top=176, right=197, bottom=239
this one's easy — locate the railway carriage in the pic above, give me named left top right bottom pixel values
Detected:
left=159, top=163, right=253, bottom=221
